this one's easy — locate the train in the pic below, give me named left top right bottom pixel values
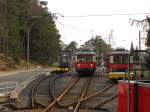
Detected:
left=51, top=50, right=70, bottom=74
left=52, top=50, right=97, bottom=75
left=72, top=51, right=96, bottom=75
left=107, top=48, right=134, bottom=80
left=59, top=50, right=70, bottom=68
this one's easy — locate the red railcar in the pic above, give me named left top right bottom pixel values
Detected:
left=73, top=51, right=96, bottom=75
left=107, top=48, right=134, bottom=80
left=118, top=80, right=150, bottom=112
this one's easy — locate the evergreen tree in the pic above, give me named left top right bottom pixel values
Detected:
left=0, top=0, right=61, bottom=65
left=130, top=42, right=134, bottom=54
left=7, top=0, right=22, bottom=63
left=29, top=15, right=60, bottom=64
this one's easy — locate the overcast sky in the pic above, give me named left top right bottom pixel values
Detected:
left=47, top=0, right=150, bottom=49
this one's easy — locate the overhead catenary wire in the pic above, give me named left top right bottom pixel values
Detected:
left=52, top=12, right=150, bottom=18
left=55, top=21, right=90, bottom=33
left=55, top=19, right=80, bottom=40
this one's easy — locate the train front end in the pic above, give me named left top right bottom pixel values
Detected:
left=74, top=51, right=96, bottom=75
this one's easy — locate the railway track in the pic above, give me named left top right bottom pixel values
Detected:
left=31, top=74, right=55, bottom=108
left=42, top=77, right=91, bottom=112
left=11, top=74, right=50, bottom=109
left=42, top=73, right=117, bottom=112
left=81, top=83, right=117, bottom=111
left=29, top=73, right=75, bottom=108
left=3, top=71, right=118, bottom=112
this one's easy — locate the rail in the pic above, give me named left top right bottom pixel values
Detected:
left=74, top=78, right=91, bottom=112
left=31, top=75, right=50, bottom=108
left=42, top=77, right=79, bottom=112
left=0, top=82, right=18, bottom=94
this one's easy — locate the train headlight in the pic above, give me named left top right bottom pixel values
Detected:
left=90, top=64, right=93, bottom=67
left=77, top=64, right=80, bottom=67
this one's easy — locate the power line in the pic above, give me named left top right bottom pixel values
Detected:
left=56, top=19, right=79, bottom=39
left=56, top=12, right=150, bottom=18
left=55, top=21, right=89, bottom=33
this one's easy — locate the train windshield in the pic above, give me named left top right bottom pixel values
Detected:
left=86, top=55, right=94, bottom=62
left=62, top=57, right=68, bottom=62
left=77, top=55, right=94, bottom=62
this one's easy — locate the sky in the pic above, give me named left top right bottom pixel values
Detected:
left=47, top=0, right=150, bottom=49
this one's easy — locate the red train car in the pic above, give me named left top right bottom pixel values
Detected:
left=73, top=51, right=96, bottom=75
left=107, top=48, right=134, bottom=80
left=118, top=80, right=150, bottom=112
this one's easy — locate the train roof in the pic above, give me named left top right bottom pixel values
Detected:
left=108, top=51, right=129, bottom=55
left=74, top=51, right=96, bottom=55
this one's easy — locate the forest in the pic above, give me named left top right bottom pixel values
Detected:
left=0, top=0, right=60, bottom=65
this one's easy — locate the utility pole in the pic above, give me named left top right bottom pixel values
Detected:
left=27, top=29, right=30, bottom=70
left=26, top=18, right=34, bottom=70
left=26, top=16, right=40, bottom=70
left=108, top=29, right=113, bottom=45
left=138, top=30, right=142, bottom=79
left=139, top=31, right=141, bottom=50
left=96, top=36, right=99, bottom=66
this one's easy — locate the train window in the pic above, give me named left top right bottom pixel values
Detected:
left=113, top=55, right=121, bottom=64
left=122, top=55, right=128, bottom=64
left=76, top=54, right=96, bottom=62
left=77, top=55, right=86, bottom=62
left=77, top=58, right=86, bottom=62
left=86, top=55, right=93, bottom=62
left=110, top=56, right=113, bottom=63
